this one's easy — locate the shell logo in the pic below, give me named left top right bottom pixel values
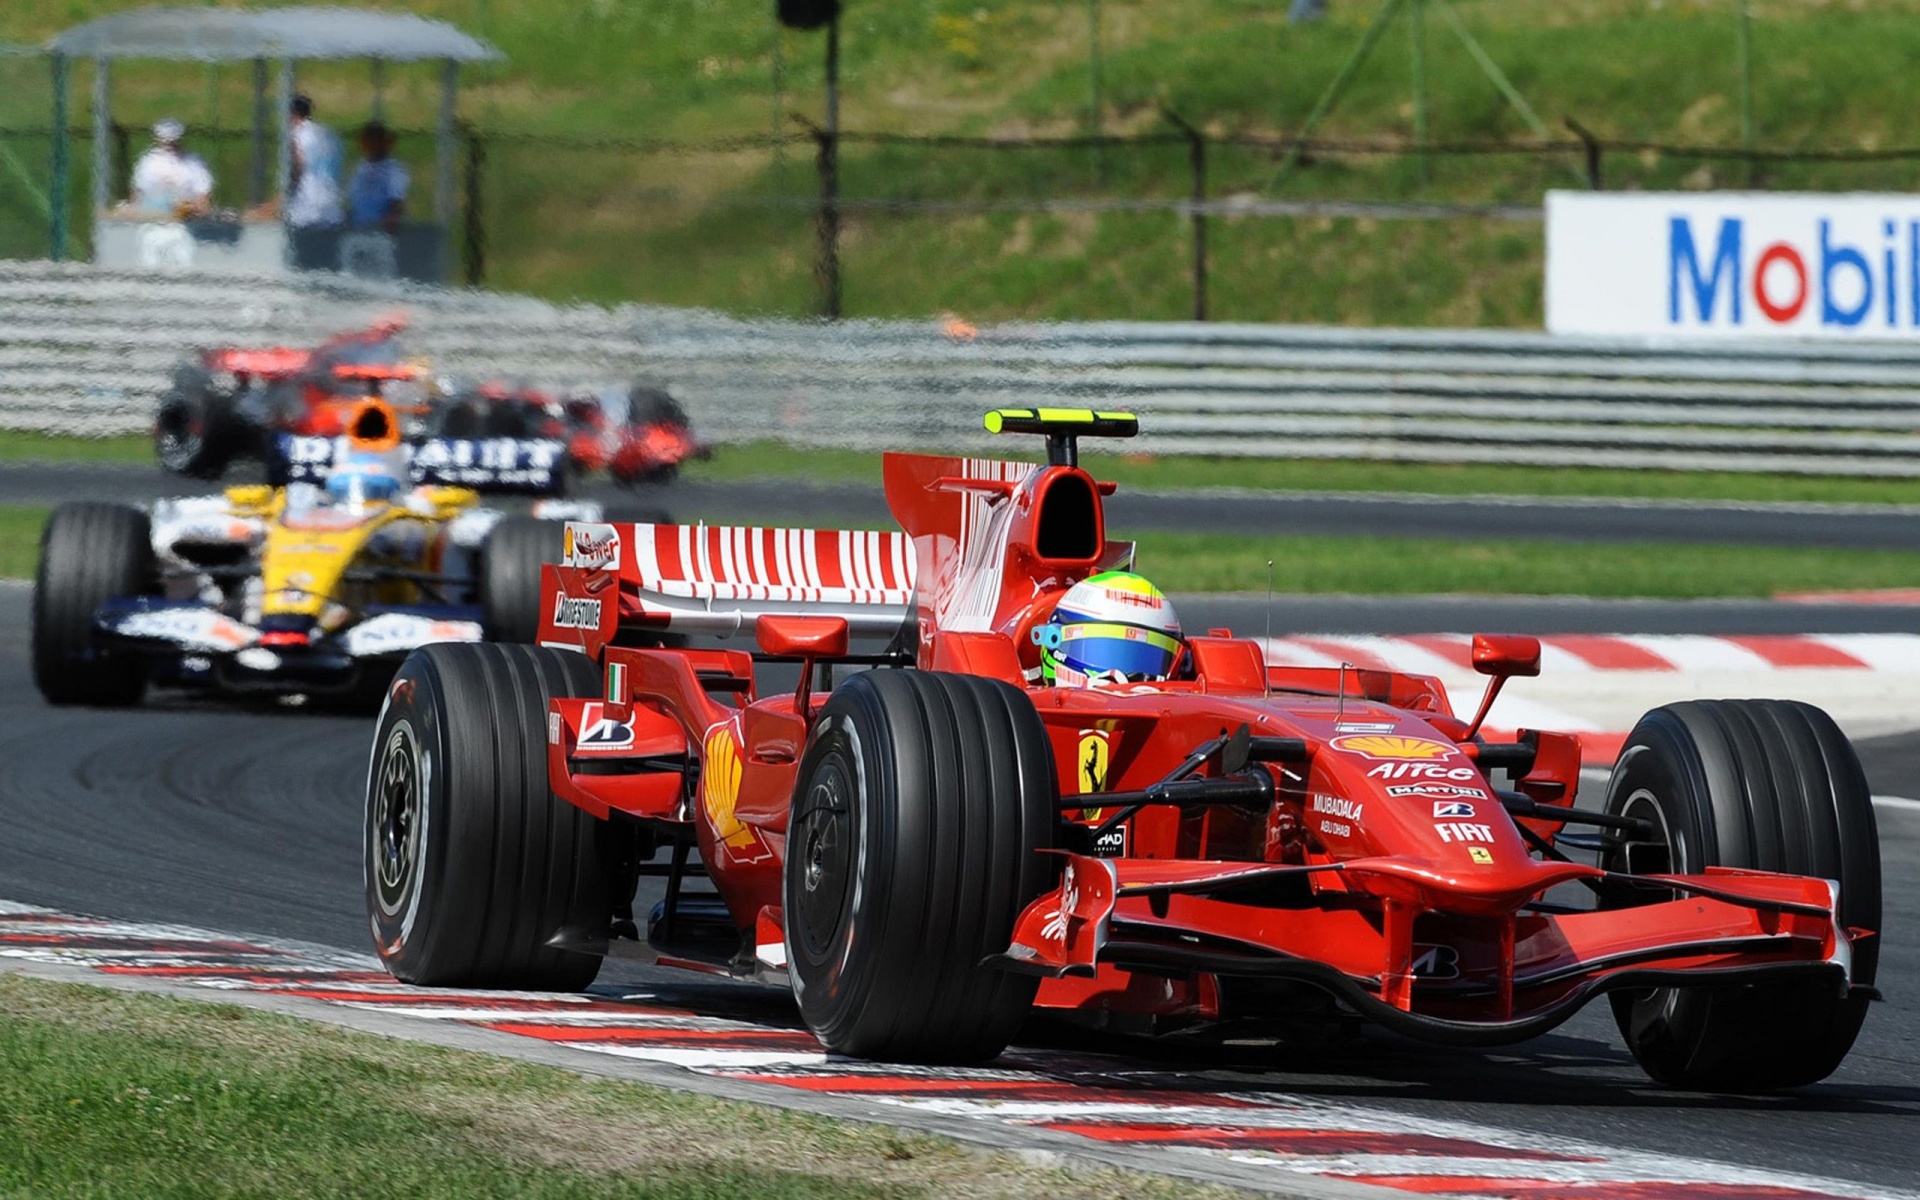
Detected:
left=701, top=727, right=760, bottom=855
left=1331, top=734, right=1457, bottom=761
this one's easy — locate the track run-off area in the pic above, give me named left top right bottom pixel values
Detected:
left=3, top=579, right=1920, bottom=1199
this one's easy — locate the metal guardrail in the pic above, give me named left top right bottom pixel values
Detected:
left=4, top=260, right=1920, bottom=475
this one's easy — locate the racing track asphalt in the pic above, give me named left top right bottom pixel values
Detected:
left=1, top=582, right=1918, bottom=1192
left=8, top=459, right=1920, bottom=550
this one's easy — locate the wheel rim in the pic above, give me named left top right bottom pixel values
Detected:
left=372, top=720, right=424, bottom=917
left=1612, top=784, right=1683, bottom=1015
left=156, top=408, right=203, bottom=468
left=793, top=753, right=855, bottom=963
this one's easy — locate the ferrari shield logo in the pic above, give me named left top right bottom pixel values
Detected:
left=1468, top=846, right=1495, bottom=865
left=1077, top=731, right=1111, bottom=795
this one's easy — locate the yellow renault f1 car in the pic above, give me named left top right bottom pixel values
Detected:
left=32, top=401, right=594, bottom=708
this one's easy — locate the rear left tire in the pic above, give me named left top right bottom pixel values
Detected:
left=365, top=642, right=606, bottom=990
left=1602, top=699, right=1879, bottom=1091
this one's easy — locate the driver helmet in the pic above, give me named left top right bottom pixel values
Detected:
left=325, top=448, right=405, bottom=507
left=1033, top=570, right=1183, bottom=688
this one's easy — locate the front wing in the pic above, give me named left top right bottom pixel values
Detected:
left=998, top=852, right=1860, bottom=1046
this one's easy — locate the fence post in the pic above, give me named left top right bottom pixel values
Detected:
left=810, top=16, right=842, bottom=320
left=1565, top=117, right=1603, bottom=190
left=49, top=53, right=69, bottom=261
left=1164, top=110, right=1208, bottom=322
left=1737, top=0, right=1756, bottom=185
left=462, top=125, right=485, bottom=286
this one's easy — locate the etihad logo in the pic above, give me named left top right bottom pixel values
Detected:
left=562, top=522, right=621, bottom=571
left=1333, top=735, right=1456, bottom=761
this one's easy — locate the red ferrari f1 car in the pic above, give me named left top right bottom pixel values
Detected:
left=365, top=410, right=1879, bottom=1090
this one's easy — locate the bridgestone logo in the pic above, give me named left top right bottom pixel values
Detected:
left=551, top=594, right=602, bottom=630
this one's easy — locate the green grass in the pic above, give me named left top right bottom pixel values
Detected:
left=0, top=430, right=151, bottom=464
left=13, top=431, right=1920, bottom=506
left=0, top=972, right=1234, bottom=1200
left=6, top=500, right=1913, bottom=597
left=691, top=442, right=1920, bottom=505
left=9, top=2, right=1920, bottom=320
left=0, top=506, right=46, bottom=579
left=1134, top=531, right=1920, bottom=597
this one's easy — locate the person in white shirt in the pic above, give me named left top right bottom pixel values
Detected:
left=129, top=119, right=214, bottom=216
left=346, top=121, right=409, bottom=232
left=286, top=95, right=342, bottom=228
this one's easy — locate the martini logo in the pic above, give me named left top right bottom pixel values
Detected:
left=702, top=726, right=768, bottom=862
left=1077, top=731, right=1112, bottom=794
left=550, top=592, right=602, bottom=630
left=562, top=522, right=621, bottom=571
left=1333, top=735, right=1455, bottom=761
left=1384, top=784, right=1488, bottom=801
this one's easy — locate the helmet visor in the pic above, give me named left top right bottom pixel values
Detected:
left=1054, top=622, right=1180, bottom=683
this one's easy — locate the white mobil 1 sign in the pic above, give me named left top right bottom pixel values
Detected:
left=1546, top=190, right=1920, bottom=339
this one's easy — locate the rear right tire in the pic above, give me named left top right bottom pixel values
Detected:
left=365, top=642, right=607, bottom=990
left=32, top=502, right=154, bottom=707
left=785, top=669, right=1058, bottom=1064
left=480, top=518, right=563, bottom=643
left=1602, top=699, right=1880, bottom=1091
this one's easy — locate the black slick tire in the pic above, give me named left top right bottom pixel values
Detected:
left=32, top=502, right=154, bottom=707
left=480, top=518, right=562, bottom=644
left=784, top=669, right=1058, bottom=1064
left=365, top=642, right=607, bottom=990
left=154, top=364, right=244, bottom=479
left=1602, top=699, right=1879, bottom=1091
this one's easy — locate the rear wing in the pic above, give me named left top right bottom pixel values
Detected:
left=272, top=433, right=569, bottom=495
left=538, top=521, right=916, bottom=656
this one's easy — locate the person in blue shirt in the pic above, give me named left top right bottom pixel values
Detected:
left=346, top=121, right=409, bottom=232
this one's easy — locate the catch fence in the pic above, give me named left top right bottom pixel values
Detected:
left=12, top=121, right=1920, bottom=324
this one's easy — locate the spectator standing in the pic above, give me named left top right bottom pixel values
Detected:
left=129, top=119, right=213, bottom=215
left=346, top=121, right=409, bottom=232
left=286, top=94, right=342, bottom=228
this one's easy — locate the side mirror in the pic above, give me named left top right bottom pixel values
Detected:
left=1472, top=633, right=1541, bottom=678
left=756, top=614, right=849, bottom=660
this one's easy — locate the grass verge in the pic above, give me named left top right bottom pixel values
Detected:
left=0, top=972, right=1234, bottom=1200
left=15, top=432, right=1920, bottom=507
left=1136, top=532, right=1920, bottom=598
left=0, top=431, right=152, bottom=464
left=690, top=443, right=1920, bottom=507
left=1, top=502, right=1915, bottom=597
left=0, top=506, right=46, bottom=580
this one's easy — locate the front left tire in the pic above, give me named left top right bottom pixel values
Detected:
left=32, top=502, right=154, bottom=707
left=1601, top=699, right=1880, bottom=1091
left=366, top=642, right=607, bottom=990
left=784, top=669, right=1059, bottom=1064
